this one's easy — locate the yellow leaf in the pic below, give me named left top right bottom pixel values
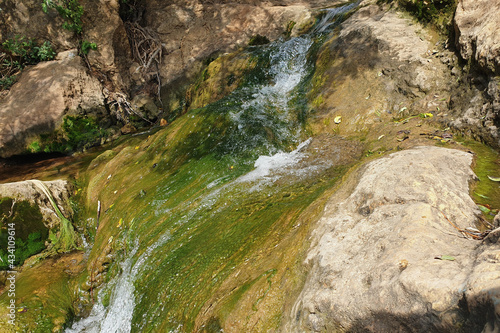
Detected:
left=334, top=116, right=342, bottom=124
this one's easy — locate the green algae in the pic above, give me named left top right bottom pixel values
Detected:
left=14, top=6, right=370, bottom=331
left=0, top=198, right=48, bottom=268
left=75, top=37, right=351, bottom=330
left=0, top=252, right=85, bottom=332
left=462, top=139, right=500, bottom=222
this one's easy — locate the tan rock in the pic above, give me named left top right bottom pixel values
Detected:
left=0, top=50, right=106, bottom=157
left=144, top=0, right=350, bottom=85
left=81, top=0, right=132, bottom=89
left=0, top=0, right=76, bottom=51
left=289, top=146, right=499, bottom=332
left=120, top=123, right=137, bottom=135
left=455, top=0, right=500, bottom=73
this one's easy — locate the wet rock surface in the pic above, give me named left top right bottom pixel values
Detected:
left=0, top=179, right=73, bottom=228
left=289, top=146, right=500, bottom=332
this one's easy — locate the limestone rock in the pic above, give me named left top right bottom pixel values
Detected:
left=308, top=3, right=456, bottom=139
left=455, top=0, right=500, bottom=73
left=289, top=146, right=499, bottom=332
left=0, top=50, right=106, bottom=158
left=0, top=0, right=76, bottom=51
left=81, top=0, right=132, bottom=90
left=0, top=179, right=73, bottom=229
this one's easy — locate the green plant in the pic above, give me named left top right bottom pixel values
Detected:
left=1, top=37, right=56, bottom=90
left=27, top=141, right=42, bottom=153
left=38, top=115, right=108, bottom=153
left=31, top=180, right=78, bottom=253
left=36, top=41, right=57, bottom=61
left=378, top=0, right=457, bottom=31
left=80, top=40, right=97, bottom=55
left=2, top=37, right=56, bottom=65
left=0, top=75, right=16, bottom=89
left=42, top=0, right=84, bottom=34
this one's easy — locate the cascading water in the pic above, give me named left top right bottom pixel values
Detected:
left=66, top=3, right=358, bottom=332
left=65, top=234, right=171, bottom=332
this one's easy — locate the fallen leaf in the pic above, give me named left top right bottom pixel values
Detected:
left=419, top=113, right=433, bottom=118
left=334, top=116, right=342, bottom=124
left=435, top=255, right=455, bottom=261
left=474, top=192, right=490, bottom=199
left=487, top=175, right=500, bottom=182
left=378, top=135, right=385, bottom=140
left=478, top=204, right=491, bottom=214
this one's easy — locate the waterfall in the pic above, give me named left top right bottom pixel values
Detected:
left=66, top=3, right=358, bottom=332
left=65, top=233, right=170, bottom=333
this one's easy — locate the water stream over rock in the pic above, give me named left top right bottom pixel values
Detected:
left=65, top=4, right=359, bottom=332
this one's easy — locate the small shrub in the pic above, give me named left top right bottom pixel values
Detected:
left=27, top=141, right=42, bottom=153
left=2, top=36, right=56, bottom=65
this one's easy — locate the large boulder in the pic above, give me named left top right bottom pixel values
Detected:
left=289, top=146, right=500, bottom=332
left=454, top=0, right=500, bottom=74
left=81, top=0, right=132, bottom=90
left=0, top=50, right=106, bottom=158
left=0, top=0, right=76, bottom=50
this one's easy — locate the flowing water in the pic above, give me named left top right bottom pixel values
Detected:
left=66, top=3, right=359, bottom=332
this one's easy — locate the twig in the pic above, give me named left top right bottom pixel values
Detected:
left=440, top=211, right=490, bottom=240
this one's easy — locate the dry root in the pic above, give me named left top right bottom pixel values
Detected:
left=125, top=22, right=165, bottom=99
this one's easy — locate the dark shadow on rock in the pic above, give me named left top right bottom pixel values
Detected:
left=341, top=291, right=499, bottom=333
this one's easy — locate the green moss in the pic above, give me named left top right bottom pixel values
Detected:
left=36, top=115, right=108, bottom=154
left=378, top=0, right=457, bottom=34
left=462, top=140, right=500, bottom=222
left=0, top=198, right=48, bottom=268
left=284, top=21, right=296, bottom=37
left=0, top=253, right=80, bottom=332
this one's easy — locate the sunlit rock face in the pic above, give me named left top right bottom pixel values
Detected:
left=289, top=146, right=500, bottom=332
left=454, top=0, right=500, bottom=74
